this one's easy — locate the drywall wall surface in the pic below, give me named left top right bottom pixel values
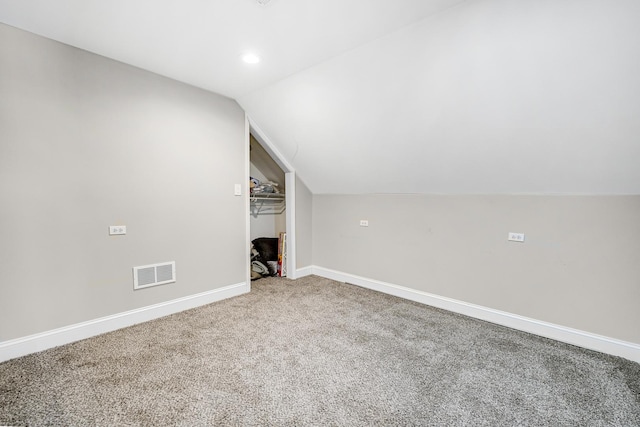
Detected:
left=0, top=23, right=247, bottom=341
left=312, top=194, right=640, bottom=344
left=250, top=213, right=286, bottom=241
left=249, top=162, right=285, bottom=241
left=250, top=134, right=285, bottom=190
left=295, top=176, right=313, bottom=268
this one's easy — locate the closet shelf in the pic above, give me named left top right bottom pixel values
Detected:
left=250, top=193, right=285, bottom=216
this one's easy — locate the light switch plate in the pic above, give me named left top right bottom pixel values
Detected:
left=234, top=184, right=242, bottom=196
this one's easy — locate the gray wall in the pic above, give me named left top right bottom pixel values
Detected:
left=313, top=194, right=640, bottom=344
left=0, top=23, right=247, bottom=341
left=295, top=177, right=313, bottom=268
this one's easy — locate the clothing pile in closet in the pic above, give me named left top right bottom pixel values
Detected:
left=250, top=177, right=281, bottom=195
left=250, top=237, right=279, bottom=280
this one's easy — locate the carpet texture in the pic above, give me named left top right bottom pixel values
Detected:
left=1, top=276, right=639, bottom=426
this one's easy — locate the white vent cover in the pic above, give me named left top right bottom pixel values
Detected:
left=133, top=261, right=176, bottom=290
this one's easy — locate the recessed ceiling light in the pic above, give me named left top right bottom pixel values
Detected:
left=242, top=53, right=260, bottom=64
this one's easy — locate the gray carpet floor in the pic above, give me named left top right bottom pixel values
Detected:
left=1, top=275, right=639, bottom=426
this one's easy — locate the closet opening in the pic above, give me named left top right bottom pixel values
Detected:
left=249, top=132, right=288, bottom=281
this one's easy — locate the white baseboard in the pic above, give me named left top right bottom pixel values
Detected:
left=295, top=266, right=314, bottom=278
left=311, top=266, right=640, bottom=363
left=4, top=272, right=638, bottom=364
left=0, top=282, right=249, bottom=363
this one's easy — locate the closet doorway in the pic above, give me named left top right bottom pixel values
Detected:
left=248, top=126, right=296, bottom=281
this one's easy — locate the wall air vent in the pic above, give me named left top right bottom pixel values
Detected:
left=133, top=261, right=176, bottom=290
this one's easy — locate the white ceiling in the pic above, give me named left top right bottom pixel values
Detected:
left=0, top=0, right=465, bottom=99
left=2, top=0, right=639, bottom=194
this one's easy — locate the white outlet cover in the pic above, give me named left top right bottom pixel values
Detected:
left=109, top=225, right=127, bottom=235
left=508, top=232, right=525, bottom=242
left=359, top=220, right=369, bottom=227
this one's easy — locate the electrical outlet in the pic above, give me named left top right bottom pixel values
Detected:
left=109, top=225, right=127, bottom=235
left=359, top=220, right=369, bottom=227
left=508, top=232, right=525, bottom=242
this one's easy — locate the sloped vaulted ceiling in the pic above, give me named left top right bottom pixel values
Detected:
left=239, top=0, right=640, bottom=194
left=1, top=0, right=639, bottom=195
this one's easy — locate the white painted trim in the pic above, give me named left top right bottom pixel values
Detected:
left=244, top=114, right=252, bottom=289
left=247, top=118, right=294, bottom=173
left=0, top=282, right=249, bottom=363
left=311, top=266, right=640, bottom=363
left=295, top=266, right=314, bottom=278
left=285, top=172, right=297, bottom=279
